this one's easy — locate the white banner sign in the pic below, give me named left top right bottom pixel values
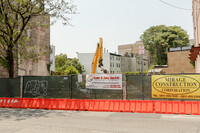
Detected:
left=86, top=74, right=122, bottom=89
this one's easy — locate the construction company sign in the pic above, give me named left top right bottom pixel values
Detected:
left=152, top=75, right=200, bottom=99
left=86, top=74, right=122, bottom=89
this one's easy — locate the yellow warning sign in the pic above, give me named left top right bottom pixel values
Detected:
left=152, top=75, right=200, bottom=99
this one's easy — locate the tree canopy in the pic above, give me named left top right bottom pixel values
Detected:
left=0, top=0, right=76, bottom=77
left=55, top=53, right=85, bottom=75
left=140, top=25, right=189, bottom=65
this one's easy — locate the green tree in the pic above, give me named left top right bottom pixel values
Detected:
left=140, top=25, right=189, bottom=65
left=0, top=0, right=76, bottom=77
left=55, top=53, right=68, bottom=72
left=71, top=58, right=85, bottom=74
left=55, top=53, right=85, bottom=75
left=65, top=66, right=79, bottom=75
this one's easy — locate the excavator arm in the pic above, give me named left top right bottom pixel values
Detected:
left=91, top=38, right=106, bottom=74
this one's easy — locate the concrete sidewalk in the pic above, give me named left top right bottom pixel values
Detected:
left=0, top=108, right=200, bottom=133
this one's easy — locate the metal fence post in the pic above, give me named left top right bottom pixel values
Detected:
left=70, top=75, right=72, bottom=99
left=20, top=76, right=23, bottom=98
left=123, top=74, right=127, bottom=100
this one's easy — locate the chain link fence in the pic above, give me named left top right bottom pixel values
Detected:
left=1, top=74, right=199, bottom=101
left=0, top=77, right=20, bottom=97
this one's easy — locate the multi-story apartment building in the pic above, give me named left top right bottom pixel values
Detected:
left=78, top=51, right=149, bottom=74
left=118, top=41, right=153, bottom=67
left=77, top=52, right=121, bottom=74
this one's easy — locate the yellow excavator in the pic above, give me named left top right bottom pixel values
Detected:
left=91, top=37, right=107, bottom=74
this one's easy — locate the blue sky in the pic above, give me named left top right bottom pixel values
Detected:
left=50, top=0, right=193, bottom=58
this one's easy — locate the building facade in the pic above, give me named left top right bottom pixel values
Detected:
left=78, top=52, right=149, bottom=74
left=77, top=53, right=121, bottom=74
left=192, top=0, right=200, bottom=73
left=0, top=15, right=50, bottom=78
left=118, top=41, right=153, bottom=68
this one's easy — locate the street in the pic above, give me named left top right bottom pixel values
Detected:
left=0, top=108, right=200, bottom=133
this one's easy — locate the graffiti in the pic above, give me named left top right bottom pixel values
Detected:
left=76, top=82, right=93, bottom=95
left=24, top=80, right=48, bottom=96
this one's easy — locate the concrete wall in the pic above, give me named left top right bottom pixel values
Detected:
left=161, top=50, right=195, bottom=74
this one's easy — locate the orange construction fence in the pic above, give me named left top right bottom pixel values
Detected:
left=154, top=101, right=200, bottom=115
left=0, top=98, right=153, bottom=113
left=1, top=98, right=200, bottom=115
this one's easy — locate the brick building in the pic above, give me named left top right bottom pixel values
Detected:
left=118, top=41, right=154, bottom=68
left=0, top=15, right=50, bottom=78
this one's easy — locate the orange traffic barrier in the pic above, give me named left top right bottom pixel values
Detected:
left=129, top=101, right=136, bottom=112
left=119, top=101, right=125, bottom=112
left=124, top=101, right=131, bottom=112
left=52, top=99, right=63, bottom=110
left=103, top=100, right=110, bottom=111
left=88, top=100, right=95, bottom=111
left=0, top=98, right=156, bottom=114
left=165, top=101, right=173, bottom=114
left=37, top=99, right=46, bottom=109
left=185, top=102, right=192, bottom=115
left=154, top=101, right=200, bottom=115
left=191, top=102, right=199, bottom=115
left=84, top=100, right=90, bottom=111
left=92, top=100, right=99, bottom=111
left=29, top=98, right=40, bottom=109
left=11, top=98, right=21, bottom=108
left=0, top=98, right=4, bottom=108
left=113, top=100, right=120, bottom=112
left=2, top=98, right=9, bottom=108
left=20, top=98, right=30, bottom=108
left=59, top=99, right=68, bottom=110
left=65, top=99, right=71, bottom=110
left=98, top=100, right=105, bottom=111
left=68, top=99, right=82, bottom=111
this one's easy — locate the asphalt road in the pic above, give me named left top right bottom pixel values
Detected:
left=0, top=108, right=200, bottom=133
